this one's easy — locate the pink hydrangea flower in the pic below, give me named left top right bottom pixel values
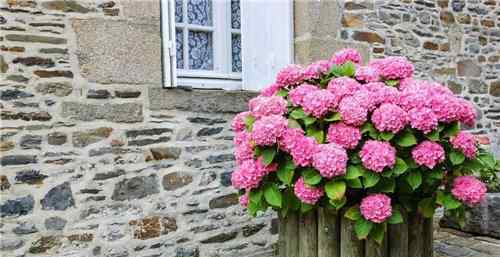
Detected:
left=294, top=177, right=324, bottom=204
left=234, top=131, right=254, bottom=165
left=351, top=89, right=377, bottom=111
left=279, top=127, right=305, bottom=153
left=251, top=115, right=288, bottom=146
left=429, top=95, right=462, bottom=123
left=276, top=64, right=304, bottom=86
left=371, top=84, right=400, bottom=105
left=370, top=56, right=414, bottom=80
left=331, top=48, right=362, bottom=65
left=397, top=89, right=431, bottom=112
left=290, top=135, right=318, bottom=167
left=411, top=141, right=445, bottom=169
left=360, top=140, right=397, bottom=173
left=327, top=122, right=362, bottom=149
left=327, top=77, right=361, bottom=102
left=360, top=194, right=393, bottom=223
left=240, top=192, right=249, bottom=207
left=457, top=99, right=476, bottom=127
left=232, top=111, right=250, bottom=132
left=371, top=103, right=409, bottom=133
left=451, top=176, right=487, bottom=206
left=289, top=84, right=319, bottom=106
left=303, top=60, right=331, bottom=80
left=408, top=107, right=438, bottom=134
left=450, top=131, right=477, bottom=159
left=355, top=66, right=380, bottom=82
left=338, top=96, right=368, bottom=126
left=301, top=89, right=337, bottom=118
left=231, top=158, right=277, bottom=189
left=312, top=144, right=348, bottom=178
left=249, top=96, right=287, bottom=119
left=260, top=83, right=282, bottom=97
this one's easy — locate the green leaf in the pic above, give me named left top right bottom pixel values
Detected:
left=380, top=131, right=395, bottom=141
left=425, top=130, right=440, bottom=141
left=277, top=158, right=295, bottom=185
left=303, top=168, right=322, bottom=185
left=442, top=122, right=460, bottom=138
left=393, top=157, right=408, bottom=176
left=245, top=115, right=256, bottom=131
left=325, top=112, right=342, bottom=122
left=478, top=153, right=496, bottom=169
left=363, top=172, right=380, bottom=188
left=374, top=178, right=396, bottom=193
left=264, top=184, right=282, bottom=208
left=449, top=150, right=465, bottom=166
left=371, top=224, right=386, bottom=245
left=344, top=205, right=362, bottom=221
left=290, top=108, right=307, bottom=119
left=418, top=197, right=436, bottom=218
left=387, top=209, right=403, bottom=224
left=277, top=89, right=288, bottom=97
left=306, top=126, right=324, bottom=143
left=406, top=170, right=422, bottom=190
left=428, top=170, right=444, bottom=180
left=329, top=197, right=347, bottom=210
left=325, top=180, right=347, bottom=200
left=340, top=61, right=356, bottom=77
left=303, top=116, right=317, bottom=127
left=346, top=178, right=363, bottom=189
left=385, top=79, right=399, bottom=87
left=361, top=123, right=379, bottom=139
left=328, top=64, right=343, bottom=77
left=395, top=130, right=417, bottom=147
left=437, top=192, right=462, bottom=210
left=249, top=189, right=263, bottom=204
left=355, top=218, right=373, bottom=240
left=349, top=151, right=362, bottom=164
left=262, top=147, right=276, bottom=166
left=346, top=165, right=364, bottom=179
left=301, top=202, right=313, bottom=213
left=288, top=118, right=302, bottom=129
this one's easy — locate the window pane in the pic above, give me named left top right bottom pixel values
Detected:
left=187, top=0, right=212, bottom=26
left=232, top=34, right=242, bottom=72
left=188, top=31, right=213, bottom=70
left=231, top=0, right=240, bottom=29
left=175, top=0, right=183, bottom=23
left=176, top=29, right=184, bottom=69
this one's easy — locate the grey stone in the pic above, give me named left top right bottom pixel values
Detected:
left=200, top=231, right=238, bottom=244
left=41, top=182, right=75, bottom=211
left=34, top=70, right=73, bottom=78
left=149, top=88, right=256, bottom=113
left=12, top=56, right=55, bottom=67
left=206, top=154, right=234, bottom=164
left=13, top=222, right=38, bottom=234
left=48, top=132, right=67, bottom=145
left=149, top=147, right=181, bottom=161
left=61, top=102, right=143, bottom=123
left=72, top=127, right=113, bottom=148
left=199, top=171, right=217, bottom=186
left=220, top=172, right=232, bottom=187
left=94, top=169, right=125, bottom=181
left=0, top=195, right=34, bottom=217
left=162, top=172, right=193, bottom=191
left=0, top=89, right=34, bottom=101
left=20, top=135, right=42, bottom=149
left=242, top=223, right=266, bottom=237
left=111, top=174, right=159, bottom=201
left=0, top=238, right=24, bottom=251
left=209, top=193, right=239, bottom=209
left=115, top=90, right=141, bottom=98
left=119, top=0, right=160, bottom=19
left=197, top=127, right=224, bottom=137
left=175, top=247, right=199, bottom=257
left=128, top=136, right=171, bottom=146
left=1, top=155, right=37, bottom=166
left=87, top=89, right=111, bottom=99
left=125, top=128, right=172, bottom=138
left=72, top=19, right=161, bottom=84
left=5, top=34, right=67, bottom=44
left=36, top=82, right=72, bottom=96
left=44, top=216, right=67, bottom=231
left=15, top=170, right=48, bottom=184
left=295, top=38, right=370, bottom=65
left=41, top=0, right=93, bottom=13
left=457, top=59, right=481, bottom=77
left=187, top=117, right=226, bottom=125
left=0, top=55, right=7, bottom=73
left=1, top=111, right=52, bottom=121
left=39, top=48, right=68, bottom=54
left=468, top=79, right=488, bottom=94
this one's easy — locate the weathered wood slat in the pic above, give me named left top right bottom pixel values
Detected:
left=388, top=210, right=408, bottom=257
left=365, top=236, right=388, bottom=257
left=279, top=212, right=299, bottom=257
left=317, top=208, right=340, bottom=257
left=299, top=210, right=318, bottom=257
left=423, top=217, right=434, bottom=257
left=340, top=209, right=364, bottom=257
left=408, top=212, right=424, bottom=257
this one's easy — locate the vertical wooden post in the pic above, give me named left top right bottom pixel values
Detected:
left=408, top=212, right=424, bottom=257
left=388, top=210, right=408, bottom=257
left=279, top=212, right=299, bottom=257
left=423, top=217, right=434, bottom=257
left=317, top=208, right=340, bottom=257
left=365, top=236, right=388, bottom=257
left=299, top=210, right=318, bottom=257
left=340, top=209, right=364, bottom=257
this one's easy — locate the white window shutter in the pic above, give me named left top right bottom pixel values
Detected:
left=241, top=0, right=293, bottom=92
left=161, top=0, right=177, bottom=87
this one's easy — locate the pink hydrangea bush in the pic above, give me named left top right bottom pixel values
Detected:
left=231, top=48, right=497, bottom=243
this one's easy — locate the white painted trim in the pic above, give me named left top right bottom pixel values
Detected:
left=177, top=77, right=242, bottom=90
left=161, top=0, right=177, bottom=88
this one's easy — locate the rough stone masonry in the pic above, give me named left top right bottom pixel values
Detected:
left=0, top=0, right=499, bottom=257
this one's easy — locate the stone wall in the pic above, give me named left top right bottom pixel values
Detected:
left=0, top=1, right=273, bottom=257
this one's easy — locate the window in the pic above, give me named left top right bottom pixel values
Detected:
left=161, top=0, right=293, bottom=91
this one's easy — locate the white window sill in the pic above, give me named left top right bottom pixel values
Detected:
left=177, top=77, right=242, bottom=90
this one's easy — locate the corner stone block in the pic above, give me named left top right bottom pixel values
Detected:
left=295, top=38, right=370, bottom=65
left=72, top=19, right=162, bottom=85
left=61, top=102, right=143, bottom=123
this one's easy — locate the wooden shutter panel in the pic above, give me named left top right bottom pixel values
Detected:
left=241, top=0, right=294, bottom=91
left=161, top=0, right=177, bottom=87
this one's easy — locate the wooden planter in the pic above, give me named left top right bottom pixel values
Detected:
left=279, top=208, right=433, bottom=257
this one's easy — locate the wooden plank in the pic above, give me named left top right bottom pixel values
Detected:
left=299, top=210, right=318, bottom=257
left=340, top=209, right=364, bottom=257
left=365, top=236, right=388, bottom=257
left=388, top=210, right=408, bottom=257
left=279, top=212, right=299, bottom=257
left=408, top=212, right=424, bottom=257
left=317, top=208, right=340, bottom=257
left=423, top=217, right=434, bottom=257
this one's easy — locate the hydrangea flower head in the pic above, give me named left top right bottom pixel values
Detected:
left=289, top=84, right=319, bottom=106
left=450, top=131, right=477, bottom=159
left=231, top=158, right=276, bottom=190
left=249, top=96, right=287, bottom=119
left=360, top=140, right=396, bottom=173
left=360, top=194, right=392, bottom=223
left=371, top=103, right=409, bottom=133
left=312, top=143, right=348, bottom=178
left=301, top=89, right=337, bottom=118
left=408, top=107, right=438, bottom=134
left=327, top=77, right=361, bottom=102
left=232, top=111, right=250, bottom=132
left=411, top=141, right=445, bottom=169
left=452, top=176, right=487, bottom=206
left=260, top=83, right=282, bottom=97
left=355, top=66, right=380, bottom=82
left=279, top=127, right=305, bottom=152
left=240, top=192, right=249, bottom=207
left=294, top=177, right=324, bottom=204
left=370, top=56, right=414, bottom=80
left=290, top=135, right=318, bottom=167
left=429, top=95, right=461, bottom=123
left=276, top=64, right=304, bottom=86
left=327, top=122, right=361, bottom=149
left=338, top=96, right=368, bottom=126
left=331, top=48, right=362, bottom=65
left=457, top=99, right=476, bottom=127
left=303, top=60, right=331, bottom=80
left=352, top=89, right=377, bottom=111
left=251, top=115, right=288, bottom=146
left=234, top=131, right=254, bottom=164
